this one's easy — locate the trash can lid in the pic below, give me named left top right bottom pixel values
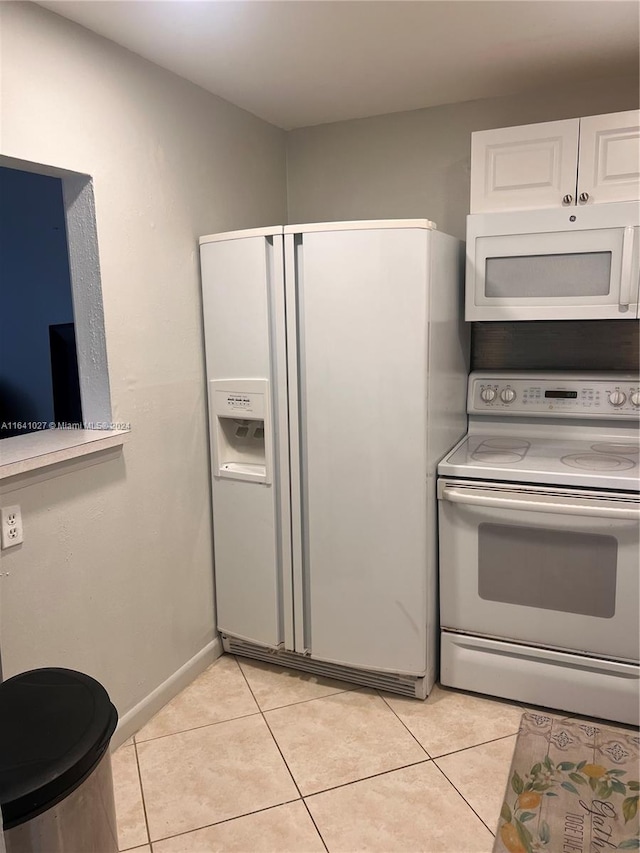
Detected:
left=0, top=667, right=118, bottom=829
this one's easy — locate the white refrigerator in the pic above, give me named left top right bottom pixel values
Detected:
left=200, top=220, right=468, bottom=698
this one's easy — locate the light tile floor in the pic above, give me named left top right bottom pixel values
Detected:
left=111, top=654, right=530, bottom=853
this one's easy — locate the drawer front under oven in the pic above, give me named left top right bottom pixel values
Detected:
left=437, top=479, right=640, bottom=662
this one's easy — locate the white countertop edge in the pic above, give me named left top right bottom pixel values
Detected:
left=0, top=429, right=130, bottom=480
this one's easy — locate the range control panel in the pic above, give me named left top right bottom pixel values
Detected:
left=469, top=372, right=640, bottom=419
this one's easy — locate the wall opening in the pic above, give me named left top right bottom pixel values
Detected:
left=0, top=166, right=82, bottom=436
left=0, top=156, right=112, bottom=443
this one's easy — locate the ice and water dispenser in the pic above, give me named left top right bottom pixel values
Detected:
left=209, top=380, right=272, bottom=484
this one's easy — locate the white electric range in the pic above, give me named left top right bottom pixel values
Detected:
left=437, top=372, right=640, bottom=725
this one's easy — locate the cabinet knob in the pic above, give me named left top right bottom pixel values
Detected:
left=579, top=191, right=590, bottom=203
left=562, top=194, right=573, bottom=205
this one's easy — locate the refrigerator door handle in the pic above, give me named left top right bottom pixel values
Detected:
left=269, top=235, right=295, bottom=651
left=284, top=233, right=309, bottom=654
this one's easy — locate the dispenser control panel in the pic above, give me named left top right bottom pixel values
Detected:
left=210, top=379, right=272, bottom=483
left=219, top=391, right=265, bottom=417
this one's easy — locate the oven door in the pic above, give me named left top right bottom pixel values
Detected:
left=438, top=479, right=640, bottom=662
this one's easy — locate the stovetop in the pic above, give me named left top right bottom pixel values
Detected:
left=438, top=372, right=640, bottom=492
left=440, top=432, right=640, bottom=491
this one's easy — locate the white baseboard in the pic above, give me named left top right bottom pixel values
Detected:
left=111, top=636, right=223, bottom=749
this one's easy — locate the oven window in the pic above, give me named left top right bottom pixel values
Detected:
left=478, top=523, right=617, bottom=617
left=485, top=252, right=612, bottom=298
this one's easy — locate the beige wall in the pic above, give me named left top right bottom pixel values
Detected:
left=0, top=2, right=286, bottom=732
left=286, top=74, right=639, bottom=239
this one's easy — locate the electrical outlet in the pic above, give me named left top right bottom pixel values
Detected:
left=1, top=505, right=23, bottom=548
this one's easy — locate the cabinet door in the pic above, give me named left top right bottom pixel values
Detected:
left=577, top=110, right=640, bottom=205
left=470, top=119, right=579, bottom=213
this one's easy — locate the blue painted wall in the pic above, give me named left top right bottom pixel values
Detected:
left=0, top=167, right=75, bottom=435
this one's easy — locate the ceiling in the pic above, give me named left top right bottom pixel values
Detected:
left=39, top=1, right=639, bottom=130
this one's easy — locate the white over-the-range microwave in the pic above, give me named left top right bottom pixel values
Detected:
left=465, top=201, right=639, bottom=321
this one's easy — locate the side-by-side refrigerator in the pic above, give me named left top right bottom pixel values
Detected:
left=199, top=220, right=468, bottom=698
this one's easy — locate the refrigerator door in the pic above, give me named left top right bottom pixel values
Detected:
left=286, top=226, right=429, bottom=674
left=200, top=231, right=293, bottom=649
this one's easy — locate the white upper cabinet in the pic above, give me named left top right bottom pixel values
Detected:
left=578, top=110, right=640, bottom=206
left=470, top=110, right=640, bottom=213
left=470, top=119, right=579, bottom=213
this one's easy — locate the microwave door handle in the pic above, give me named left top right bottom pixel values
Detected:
left=619, top=225, right=635, bottom=309
left=440, top=486, right=640, bottom=520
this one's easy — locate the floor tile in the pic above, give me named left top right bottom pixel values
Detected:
left=137, top=714, right=299, bottom=841
left=306, top=761, right=494, bottom=852
left=238, top=656, right=355, bottom=711
left=435, top=735, right=517, bottom=834
left=111, top=745, right=148, bottom=851
left=152, top=801, right=325, bottom=852
left=264, top=689, right=428, bottom=795
left=382, top=684, right=523, bottom=758
left=135, top=655, right=258, bottom=742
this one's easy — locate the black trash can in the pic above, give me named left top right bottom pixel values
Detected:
left=0, top=668, right=119, bottom=853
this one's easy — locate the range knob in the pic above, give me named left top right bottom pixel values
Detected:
left=608, top=390, right=627, bottom=407
left=500, top=388, right=517, bottom=403
left=480, top=387, right=497, bottom=403
left=630, top=391, right=640, bottom=408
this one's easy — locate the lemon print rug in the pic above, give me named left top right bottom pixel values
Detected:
left=493, top=712, right=639, bottom=853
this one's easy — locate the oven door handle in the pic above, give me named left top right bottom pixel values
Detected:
left=440, top=486, right=640, bottom=520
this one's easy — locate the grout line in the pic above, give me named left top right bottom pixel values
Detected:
left=301, top=756, right=433, bottom=800
left=428, top=731, right=520, bottom=761
left=431, top=760, right=498, bottom=838
left=148, top=797, right=302, bottom=846
left=377, top=686, right=521, bottom=761
left=131, top=739, right=153, bottom=851
left=248, top=687, right=361, bottom=714
left=240, top=667, right=450, bottom=804
left=125, top=654, right=331, bottom=850
left=130, top=655, right=519, bottom=848
left=133, top=710, right=262, bottom=745
left=375, top=690, right=433, bottom=759
left=237, top=661, right=448, bottom=803
left=375, top=688, right=518, bottom=836
left=238, top=663, right=436, bottom=804
left=131, top=655, right=307, bottom=848
left=236, top=660, right=304, bottom=800
left=300, top=798, right=329, bottom=853
left=130, top=654, right=260, bottom=747
left=236, top=657, right=329, bottom=852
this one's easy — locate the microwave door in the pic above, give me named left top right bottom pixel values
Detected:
left=465, top=207, right=640, bottom=321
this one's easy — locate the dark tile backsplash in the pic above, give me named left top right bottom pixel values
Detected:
left=471, top=320, right=640, bottom=372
